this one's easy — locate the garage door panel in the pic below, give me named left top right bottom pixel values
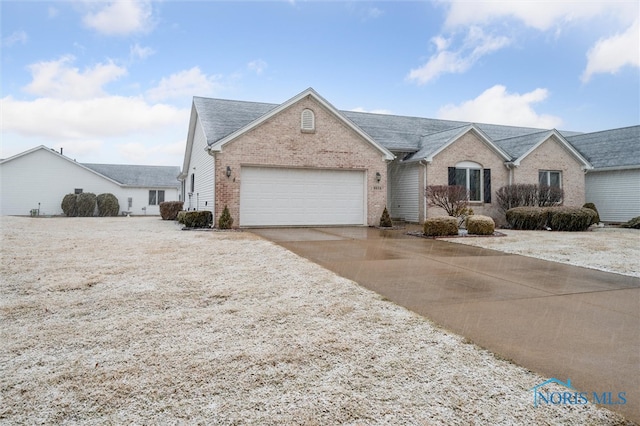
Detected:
left=240, top=167, right=365, bottom=226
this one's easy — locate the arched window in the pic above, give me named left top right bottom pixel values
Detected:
left=301, top=109, right=315, bottom=132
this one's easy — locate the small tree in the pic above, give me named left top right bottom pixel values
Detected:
left=218, top=205, right=233, bottom=229
left=425, top=185, right=469, bottom=225
left=379, top=207, right=392, bottom=227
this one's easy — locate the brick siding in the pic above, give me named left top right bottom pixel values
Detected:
left=213, top=96, right=388, bottom=226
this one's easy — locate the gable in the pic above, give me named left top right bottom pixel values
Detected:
left=207, top=88, right=394, bottom=161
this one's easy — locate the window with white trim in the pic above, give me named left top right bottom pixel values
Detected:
left=539, top=170, right=561, bottom=188
left=149, top=190, right=165, bottom=206
left=301, top=109, right=315, bottom=132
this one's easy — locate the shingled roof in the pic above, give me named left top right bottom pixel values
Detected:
left=190, top=94, right=634, bottom=169
left=566, top=126, right=640, bottom=170
left=83, top=163, right=181, bottom=188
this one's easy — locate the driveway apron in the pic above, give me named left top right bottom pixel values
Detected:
left=252, top=227, right=640, bottom=423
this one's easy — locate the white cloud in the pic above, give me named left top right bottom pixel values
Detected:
left=130, top=43, right=155, bottom=61
left=2, top=30, right=28, bottom=47
left=24, top=55, right=127, bottom=100
left=1, top=95, right=187, bottom=140
left=247, top=60, right=268, bottom=75
left=434, top=1, right=639, bottom=83
left=350, top=107, right=393, bottom=115
left=82, top=0, right=154, bottom=36
left=146, top=67, right=222, bottom=101
left=437, top=85, right=563, bottom=128
left=441, top=1, right=633, bottom=31
left=407, top=27, right=510, bottom=84
left=582, top=19, right=640, bottom=82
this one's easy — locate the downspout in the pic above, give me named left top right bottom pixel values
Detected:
left=206, top=145, right=216, bottom=217
left=505, top=162, right=515, bottom=185
left=421, top=159, right=429, bottom=222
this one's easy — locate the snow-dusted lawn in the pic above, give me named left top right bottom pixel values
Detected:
left=441, top=227, right=639, bottom=278
left=0, top=216, right=634, bottom=424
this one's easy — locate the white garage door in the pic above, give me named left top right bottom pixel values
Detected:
left=240, top=167, right=365, bottom=226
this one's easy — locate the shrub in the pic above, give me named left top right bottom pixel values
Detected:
left=379, top=207, right=392, bottom=227
left=76, top=193, right=97, bottom=217
left=466, top=215, right=495, bottom=235
left=183, top=210, right=212, bottom=228
left=538, top=185, right=564, bottom=207
left=425, top=185, right=469, bottom=219
left=548, top=207, right=597, bottom=232
left=505, top=207, right=548, bottom=230
left=160, top=201, right=184, bottom=220
left=423, top=216, right=458, bottom=237
left=218, top=205, right=234, bottom=229
left=61, top=194, right=77, bottom=217
left=582, top=203, right=601, bottom=225
left=97, top=193, right=120, bottom=217
left=496, top=184, right=563, bottom=213
left=496, top=184, right=538, bottom=213
left=620, top=216, right=640, bottom=229
left=177, top=211, right=187, bottom=224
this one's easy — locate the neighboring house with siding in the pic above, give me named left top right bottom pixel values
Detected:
left=567, top=126, right=640, bottom=223
left=180, top=87, right=601, bottom=227
left=0, top=145, right=181, bottom=216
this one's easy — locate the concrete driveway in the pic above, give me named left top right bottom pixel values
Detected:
left=252, top=226, right=640, bottom=423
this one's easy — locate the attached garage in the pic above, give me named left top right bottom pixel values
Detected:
left=240, top=167, right=366, bottom=226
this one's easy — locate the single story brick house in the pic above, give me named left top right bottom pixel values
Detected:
left=180, top=87, right=635, bottom=227
left=0, top=145, right=181, bottom=216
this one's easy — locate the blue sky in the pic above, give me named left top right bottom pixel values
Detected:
left=2, top=1, right=638, bottom=165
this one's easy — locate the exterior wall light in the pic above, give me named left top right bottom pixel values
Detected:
left=226, top=166, right=232, bottom=178
left=375, top=172, right=381, bottom=183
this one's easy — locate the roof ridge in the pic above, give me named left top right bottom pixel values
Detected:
left=567, top=124, right=640, bottom=138
left=494, top=129, right=551, bottom=142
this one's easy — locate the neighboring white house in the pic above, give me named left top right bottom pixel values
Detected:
left=567, top=126, right=640, bottom=223
left=0, top=146, right=181, bottom=216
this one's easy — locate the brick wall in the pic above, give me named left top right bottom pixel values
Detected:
left=426, top=131, right=510, bottom=221
left=514, top=136, right=586, bottom=207
left=213, top=95, right=388, bottom=226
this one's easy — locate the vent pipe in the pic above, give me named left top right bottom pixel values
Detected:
left=60, top=147, right=63, bottom=155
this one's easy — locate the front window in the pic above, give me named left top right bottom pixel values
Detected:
left=539, top=170, right=561, bottom=188
left=453, top=162, right=482, bottom=202
left=149, top=190, right=165, bottom=205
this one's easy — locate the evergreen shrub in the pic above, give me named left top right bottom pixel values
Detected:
left=505, top=207, right=549, bottom=230
left=548, top=207, right=597, bottom=231
left=183, top=211, right=212, bottom=228
left=76, top=193, right=97, bottom=217
left=379, top=207, right=392, bottom=227
left=466, top=215, right=495, bottom=235
left=61, top=194, right=77, bottom=217
left=582, top=203, right=600, bottom=225
left=160, top=201, right=184, bottom=220
left=97, top=193, right=120, bottom=217
left=621, top=216, right=640, bottom=229
left=423, top=216, right=458, bottom=237
left=177, top=211, right=187, bottom=224
left=218, top=205, right=234, bottom=229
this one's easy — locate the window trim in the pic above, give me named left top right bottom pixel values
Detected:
left=539, top=170, right=562, bottom=188
left=452, top=162, right=483, bottom=202
left=148, top=190, right=165, bottom=206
